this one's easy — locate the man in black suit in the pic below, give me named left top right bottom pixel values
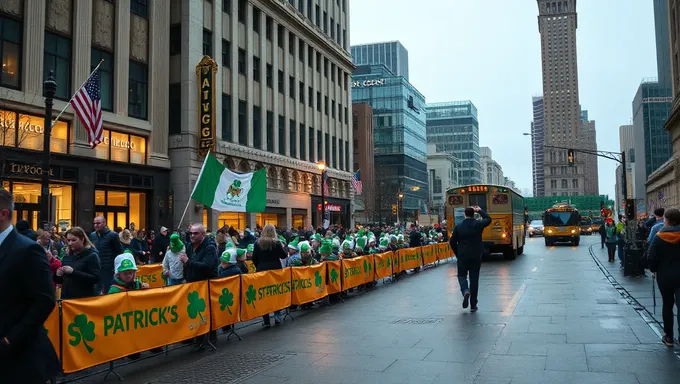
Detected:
left=0, top=189, right=60, bottom=382
left=449, top=206, right=492, bottom=312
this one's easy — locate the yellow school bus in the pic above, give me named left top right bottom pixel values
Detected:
left=543, top=203, right=580, bottom=246
left=445, top=184, right=526, bottom=260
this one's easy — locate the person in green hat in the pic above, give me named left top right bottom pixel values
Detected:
left=108, top=253, right=148, bottom=294
left=162, top=233, right=186, bottom=286
left=341, top=240, right=357, bottom=259
left=289, top=243, right=318, bottom=266
left=240, top=244, right=254, bottom=273
left=218, top=248, right=244, bottom=278
left=283, top=236, right=300, bottom=266
left=319, top=240, right=337, bottom=261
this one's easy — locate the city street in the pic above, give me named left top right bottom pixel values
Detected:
left=72, top=236, right=680, bottom=384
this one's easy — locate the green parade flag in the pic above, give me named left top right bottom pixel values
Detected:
left=191, top=152, right=267, bottom=212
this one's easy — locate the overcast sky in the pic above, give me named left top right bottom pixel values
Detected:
left=349, top=0, right=658, bottom=199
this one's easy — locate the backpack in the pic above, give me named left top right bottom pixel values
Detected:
left=606, top=226, right=617, bottom=241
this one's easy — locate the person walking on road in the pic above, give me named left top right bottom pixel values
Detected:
left=0, top=189, right=61, bottom=383
left=598, top=221, right=607, bottom=249
left=604, top=219, right=618, bottom=263
left=449, top=206, right=492, bottom=312
left=647, top=208, right=680, bottom=347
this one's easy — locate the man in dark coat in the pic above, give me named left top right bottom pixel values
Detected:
left=15, top=219, right=37, bottom=241
left=90, top=216, right=124, bottom=294
left=449, top=206, right=492, bottom=312
left=409, top=225, right=422, bottom=273
left=0, top=189, right=60, bottom=383
left=152, top=226, right=171, bottom=263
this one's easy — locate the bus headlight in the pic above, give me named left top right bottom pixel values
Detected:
left=547, top=229, right=553, bottom=234
left=502, top=233, right=507, bottom=238
left=571, top=229, right=576, bottom=234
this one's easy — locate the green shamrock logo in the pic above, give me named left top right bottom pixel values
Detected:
left=161, top=273, right=168, bottom=286
left=386, top=256, right=391, bottom=267
left=68, top=314, right=96, bottom=353
left=233, top=180, right=241, bottom=188
left=186, top=290, right=207, bottom=322
left=246, top=284, right=257, bottom=309
left=219, top=288, right=234, bottom=315
left=330, top=268, right=339, bottom=283
left=363, top=259, right=371, bottom=273
left=314, top=270, right=323, bottom=287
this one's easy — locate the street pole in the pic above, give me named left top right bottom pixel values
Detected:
left=40, top=71, right=57, bottom=231
left=321, top=169, right=326, bottom=229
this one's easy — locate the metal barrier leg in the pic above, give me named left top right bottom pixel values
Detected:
left=282, top=308, right=295, bottom=322
left=225, top=325, right=242, bottom=341
left=101, top=361, right=122, bottom=382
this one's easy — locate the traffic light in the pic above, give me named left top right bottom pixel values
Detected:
left=392, top=204, right=398, bottom=214
left=567, top=149, right=575, bottom=166
left=625, top=199, right=635, bottom=220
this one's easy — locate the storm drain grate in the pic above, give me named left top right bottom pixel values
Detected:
left=390, top=317, right=444, bottom=325
left=145, top=352, right=290, bottom=383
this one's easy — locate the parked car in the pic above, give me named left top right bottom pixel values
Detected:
left=528, top=220, right=544, bottom=237
left=580, top=217, right=593, bottom=235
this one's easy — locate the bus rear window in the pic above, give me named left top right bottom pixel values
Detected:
left=492, top=194, right=508, bottom=205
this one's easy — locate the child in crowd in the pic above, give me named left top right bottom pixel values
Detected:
left=162, top=234, right=186, bottom=286
left=241, top=245, right=253, bottom=273
left=218, top=248, right=244, bottom=278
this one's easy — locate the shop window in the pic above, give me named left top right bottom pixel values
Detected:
left=0, top=110, right=68, bottom=153
left=91, top=48, right=113, bottom=111
left=8, top=182, right=73, bottom=230
left=44, top=32, right=71, bottom=100
left=0, top=16, right=22, bottom=89
left=129, top=135, right=146, bottom=164
left=95, top=190, right=106, bottom=205
left=95, top=129, right=146, bottom=164
left=107, top=191, right=128, bottom=206
left=95, top=190, right=146, bottom=230
left=293, top=214, right=304, bottom=229
left=129, top=192, right=147, bottom=230
left=110, top=131, right=130, bottom=162
left=218, top=212, right=246, bottom=231
left=256, top=213, right=278, bottom=227
left=128, top=61, right=148, bottom=120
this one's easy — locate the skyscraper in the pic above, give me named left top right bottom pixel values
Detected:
left=580, top=110, right=599, bottom=195
left=654, top=0, right=672, bottom=92
left=537, top=0, right=597, bottom=196
left=425, top=101, right=482, bottom=185
left=350, top=41, right=410, bottom=80
left=531, top=96, right=545, bottom=197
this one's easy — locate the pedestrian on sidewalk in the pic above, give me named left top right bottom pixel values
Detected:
left=605, top=219, right=618, bottom=263
left=598, top=221, right=607, bottom=249
left=647, top=208, right=665, bottom=243
left=449, top=206, right=492, bottom=312
left=647, top=208, right=680, bottom=347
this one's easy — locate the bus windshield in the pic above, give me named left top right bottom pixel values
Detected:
left=544, top=211, right=579, bottom=226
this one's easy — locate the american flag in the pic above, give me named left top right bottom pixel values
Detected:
left=70, top=69, right=103, bottom=148
left=351, top=170, right=362, bottom=195
left=323, top=171, right=329, bottom=195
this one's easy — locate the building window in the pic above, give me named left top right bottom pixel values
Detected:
left=277, top=25, right=284, bottom=48
left=237, top=48, right=246, bottom=74
left=222, top=39, right=230, bottom=67
left=298, top=39, right=304, bottom=61
left=338, top=103, right=342, bottom=123
left=265, top=16, right=272, bottom=40
left=324, top=58, right=328, bottom=77
left=561, top=179, right=567, bottom=189
left=316, top=91, right=321, bottom=111
left=315, top=5, right=320, bottom=26
left=278, top=70, right=284, bottom=93
left=278, top=115, right=285, bottom=155
left=222, top=94, right=231, bottom=142
left=330, top=17, right=334, bottom=38
left=252, top=6, right=260, bottom=33
left=0, top=16, right=21, bottom=89
left=169, top=83, right=181, bottom=134
left=223, top=0, right=231, bottom=14
left=170, top=25, right=181, bottom=55
left=94, top=129, right=146, bottom=164
left=288, top=32, right=295, bottom=55
left=203, top=30, right=212, bottom=56
left=131, top=0, right=148, bottom=18
left=44, top=32, right=71, bottom=100
left=323, top=11, right=327, bottom=33
left=331, top=101, right=335, bottom=118
left=128, top=61, right=148, bottom=120
left=308, top=46, right=313, bottom=68
left=344, top=107, right=348, bottom=123
left=308, top=127, right=314, bottom=162
left=345, top=140, right=349, bottom=170
left=308, top=86, right=313, bottom=106
left=289, top=119, right=296, bottom=158
left=331, top=137, right=336, bottom=168
left=299, top=82, right=304, bottom=104
left=300, top=123, right=306, bottom=160
left=253, top=56, right=260, bottom=82
left=289, top=75, right=295, bottom=97
left=0, top=110, right=69, bottom=153
left=331, top=64, right=335, bottom=82
left=316, top=51, right=321, bottom=72
left=253, top=106, right=261, bottom=149
left=572, top=179, right=578, bottom=189
left=91, top=48, right=113, bottom=111
left=324, top=96, right=328, bottom=115
left=339, top=140, right=344, bottom=170
left=266, top=64, right=272, bottom=87
left=237, top=0, right=246, bottom=23
left=238, top=100, right=247, bottom=146
left=266, top=111, right=273, bottom=152
left=324, top=133, right=330, bottom=165
left=317, top=131, right=322, bottom=162
left=434, top=177, right=442, bottom=194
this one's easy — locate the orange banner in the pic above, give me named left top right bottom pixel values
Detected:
left=45, top=305, right=60, bottom=361
left=291, top=263, right=328, bottom=305
left=61, top=281, right=210, bottom=373
left=209, top=275, right=241, bottom=330
left=422, top=245, right=436, bottom=265
left=393, top=249, right=404, bottom=273
left=401, top=247, right=422, bottom=270
left=437, top=242, right=452, bottom=260
left=326, top=260, right=342, bottom=294
left=244, top=260, right=257, bottom=273
left=373, top=252, right=393, bottom=280
left=240, top=269, right=291, bottom=322
left=341, top=256, right=373, bottom=289
left=136, top=264, right=167, bottom=288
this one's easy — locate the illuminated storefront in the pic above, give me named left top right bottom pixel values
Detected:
left=0, top=110, right=171, bottom=232
left=311, top=196, right=351, bottom=229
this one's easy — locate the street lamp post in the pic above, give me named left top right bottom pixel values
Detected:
left=317, top=161, right=326, bottom=229
left=397, top=193, right=404, bottom=227
left=41, top=71, right=57, bottom=230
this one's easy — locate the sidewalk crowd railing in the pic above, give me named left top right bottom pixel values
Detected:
left=45, top=242, right=453, bottom=379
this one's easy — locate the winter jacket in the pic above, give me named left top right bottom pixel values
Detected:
left=605, top=225, right=618, bottom=244
left=238, top=232, right=257, bottom=249
left=217, top=264, right=241, bottom=278
left=647, top=225, right=680, bottom=288
left=152, top=234, right=170, bottom=263
left=53, top=246, right=101, bottom=299
left=130, top=237, right=150, bottom=263
left=184, top=237, right=219, bottom=282
left=162, top=248, right=185, bottom=280
left=89, top=228, right=123, bottom=285
left=237, top=261, right=249, bottom=274
left=252, top=240, right=288, bottom=271
left=449, top=210, right=492, bottom=260
left=107, top=277, right=143, bottom=294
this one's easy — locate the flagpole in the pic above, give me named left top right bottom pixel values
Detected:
left=51, top=59, right=104, bottom=127
left=177, top=151, right=212, bottom=229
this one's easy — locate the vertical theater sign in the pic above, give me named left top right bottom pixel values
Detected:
left=196, top=56, right=218, bottom=156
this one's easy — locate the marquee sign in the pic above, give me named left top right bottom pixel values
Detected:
left=196, top=56, right=218, bottom=156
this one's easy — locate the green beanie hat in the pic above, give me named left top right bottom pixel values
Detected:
left=356, top=236, right=367, bottom=249
left=313, top=233, right=322, bottom=242
left=220, top=249, right=238, bottom=264
left=379, top=237, right=389, bottom=249
left=299, top=243, right=311, bottom=253
left=247, top=244, right=254, bottom=253
left=319, top=240, right=333, bottom=254
left=279, top=235, right=287, bottom=245
left=169, top=234, right=184, bottom=253
left=288, top=236, right=300, bottom=250
left=225, top=241, right=235, bottom=249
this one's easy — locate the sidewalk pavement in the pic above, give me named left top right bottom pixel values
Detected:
left=70, top=237, right=680, bottom=384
